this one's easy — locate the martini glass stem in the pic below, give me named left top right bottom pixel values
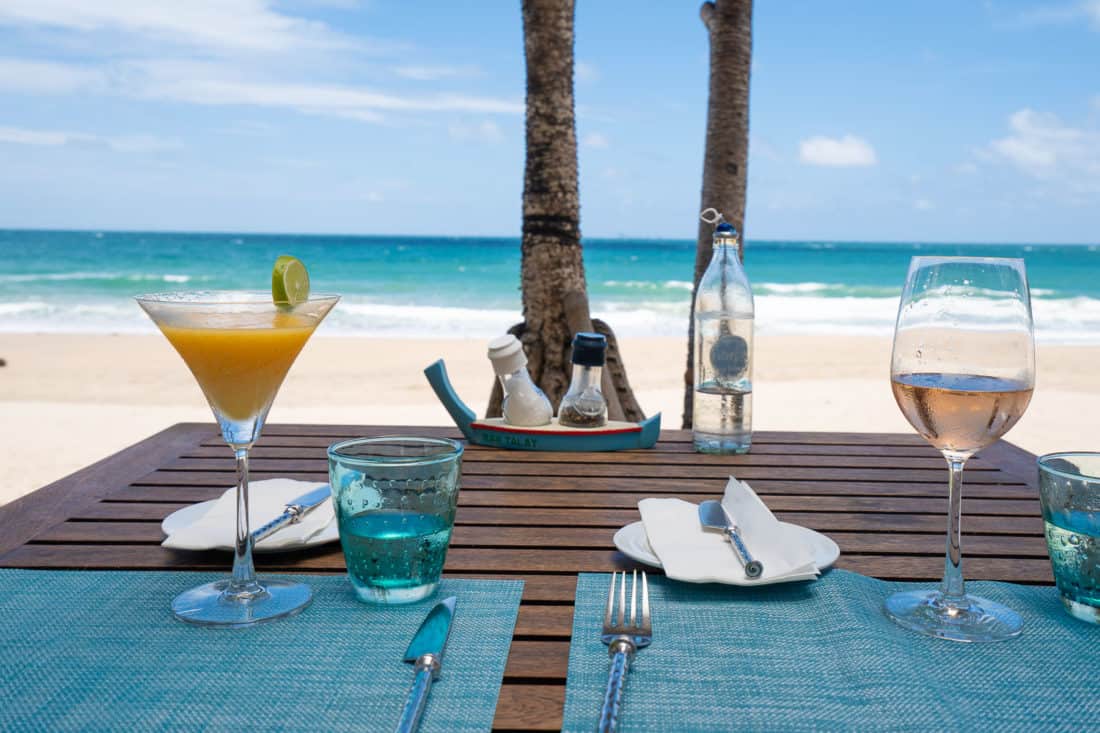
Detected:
left=227, top=447, right=262, bottom=600
left=940, top=455, right=968, bottom=604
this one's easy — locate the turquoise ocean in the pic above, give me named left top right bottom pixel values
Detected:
left=1, top=229, right=1098, bottom=342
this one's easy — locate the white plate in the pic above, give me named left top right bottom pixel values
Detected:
left=161, top=501, right=340, bottom=553
left=612, top=521, right=840, bottom=580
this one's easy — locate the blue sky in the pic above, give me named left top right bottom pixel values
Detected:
left=0, top=0, right=1097, bottom=243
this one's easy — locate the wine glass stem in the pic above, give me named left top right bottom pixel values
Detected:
left=941, top=455, right=968, bottom=604
left=227, top=446, right=262, bottom=600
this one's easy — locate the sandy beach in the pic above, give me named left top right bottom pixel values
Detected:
left=1, top=332, right=1096, bottom=506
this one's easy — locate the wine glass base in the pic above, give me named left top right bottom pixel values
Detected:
left=171, top=578, right=312, bottom=628
left=884, top=589, right=1023, bottom=642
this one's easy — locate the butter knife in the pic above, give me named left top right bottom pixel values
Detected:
left=699, top=500, right=764, bottom=578
left=250, top=484, right=332, bottom=544
left=395, top=596, right=458, bottom=733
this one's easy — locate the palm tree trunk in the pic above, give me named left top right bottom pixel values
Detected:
left=683, top=0, right=753, bottom=428
left=518, top=0, right=584, bottom=408
left=487, top=0, right=643, bottom=422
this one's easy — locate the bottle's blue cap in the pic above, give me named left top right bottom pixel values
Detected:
left=715, top=222, right=737, bottom=236
left=571, top=332, right=606, bottom=367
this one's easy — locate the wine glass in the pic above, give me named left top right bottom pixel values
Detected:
left=137, top=291, right=339, bottom=627
left=885, top=257, right=1034, bottom=642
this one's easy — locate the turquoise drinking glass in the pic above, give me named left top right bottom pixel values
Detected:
left=327, top=436, right=464, bottom=604
left=1037, top=453, right=1100, bottom=625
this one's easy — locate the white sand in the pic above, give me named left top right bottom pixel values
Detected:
left=1, top=333, right=1097, bottom=506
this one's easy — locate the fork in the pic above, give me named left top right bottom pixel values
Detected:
left=597, top=570, right=652, bottom=733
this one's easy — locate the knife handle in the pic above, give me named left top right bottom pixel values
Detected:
left=724, top=528, right=764, bottom=579
left=598, top=640, right=634, bottom=733
left=395, top=654, right=440, bottom=733
left=250, top=508, right=297, bottom=545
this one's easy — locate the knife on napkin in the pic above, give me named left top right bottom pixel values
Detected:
left=699, top=500, right=763, bottom=578
left=395, top=596, right=458, bottom=733
left=250, top=484, right=332, bottom=544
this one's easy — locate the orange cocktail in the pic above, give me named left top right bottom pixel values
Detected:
left=159, top=314, right=316, bottom=423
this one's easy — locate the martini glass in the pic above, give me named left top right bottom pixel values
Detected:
left=136, top=290, right=339, bottom=627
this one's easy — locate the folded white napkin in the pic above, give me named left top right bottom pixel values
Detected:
left=162, top=478, right=335, bottom=551
left=637, top=477, right=820, bottom=585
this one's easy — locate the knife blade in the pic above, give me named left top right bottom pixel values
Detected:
left=395, top=596, right=458, bottom=733
left=699, top=500, right=764, bottom=579
left=250, top=484, right=332, bottom=545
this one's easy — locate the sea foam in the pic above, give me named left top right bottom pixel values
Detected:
left=1, top=292, right=1098, bottom=342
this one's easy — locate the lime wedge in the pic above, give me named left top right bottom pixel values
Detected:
left=272, top=255, right=310, bottom=306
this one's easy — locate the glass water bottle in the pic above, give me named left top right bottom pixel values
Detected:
left=692, top=214, right=754, bottom=453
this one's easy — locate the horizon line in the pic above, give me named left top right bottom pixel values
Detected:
left=1, top=225, right=1097, bottom=249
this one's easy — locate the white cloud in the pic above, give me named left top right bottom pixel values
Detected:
left=139, top=73, right=522, bottom=116
left=582, top=132, right=609, bottom=148
left=575, top=61, right=599, bottom=82
left=218, top=119, right=278, bottom=136
left=448, top=120, right=504, bottom=143
left=981, top=107, right=1100, bottom=203
left=0, top=4, right=523, bottom=129
left=393, top=65, right=480, bottom=81
left=0, top=0, right=345, bottom=52
left=108, top=134, right=182, bottom=153
left=749, top=135, right=781, bottom=162
left=284, top=0, right=363, bottom=7
left=0, top=124, right=181, bottom=152
left=0, top=2, right=521, bottom=126
left=0, top=57, right=105, bottom=93
left=798, top=135, right=877, bottom=167
left=988, top=108, right=1100, bottom=178
left=0, top=57, right=524, bottom=123
left=1088, top=0, right=1100, bottom=25
left=0, top=126, right=70, bottom=146
left=1010, top=0, right=1100, bottom=30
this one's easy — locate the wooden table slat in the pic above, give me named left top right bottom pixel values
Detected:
left=148, top=462, right=1018, bottom=484
left=31, top=522, right=1052, bottom=559
left=184, top=442, right=985, bottom=471
left=65, top=503, right=1045, bottom=535
left=116, top=472, right=1040, bottom=500
left=190, top=440, right=965, bottom=459
left=104, top=481, right=1041, bottom=516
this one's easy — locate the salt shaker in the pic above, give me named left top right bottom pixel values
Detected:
left=557, top=332, right=608, bottom=428
left=488, top=335, right=553, bottom=427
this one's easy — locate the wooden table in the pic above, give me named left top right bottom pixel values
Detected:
left=0, top=424, right=1047, bottom=731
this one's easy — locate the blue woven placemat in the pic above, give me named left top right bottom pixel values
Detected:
left=563, top=569, right=1099, bottom=732
left=0, top=570, right=522, bottom=732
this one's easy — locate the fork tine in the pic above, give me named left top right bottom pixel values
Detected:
left=629, top=569, right=637, bottom=627
left=641, top=571, right=650, bottom=629
left=617, top=569, right=626, bottom=626
left=605, top=572, right=616, bottom=629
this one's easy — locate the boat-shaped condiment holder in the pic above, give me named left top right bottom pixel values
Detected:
left=424, top=359, right=660, bottom=451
